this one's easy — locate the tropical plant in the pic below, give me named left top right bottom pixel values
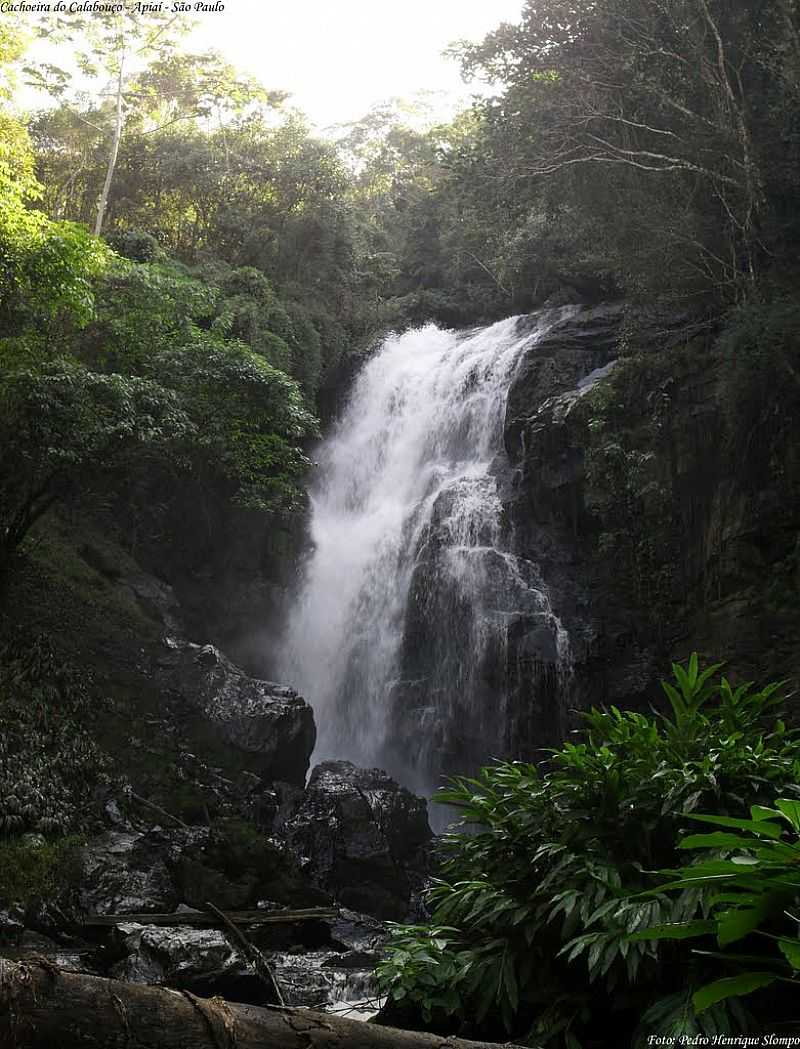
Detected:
left=634, top=799, right=800, bottom=1018
left=377, top=658, right=800, bottom=1045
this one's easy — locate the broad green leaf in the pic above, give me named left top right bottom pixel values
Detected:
left=628, top=919, right=715, bottom=942
left=688, top=814, right=782, bottom=839
left=718, top=905, right=768, bottom=947
left=776, top=799, right=800, bottom=831
left=779, top=939, right=800, bottom=970
left=751, top=805, right=782, bottom=822
left=678, top=832, right=753, bottom=850
left=688, top=652, right=699, bottom=686
left=692, top=972, right=776, bottom=1013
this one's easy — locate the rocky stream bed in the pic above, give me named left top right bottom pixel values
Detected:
left=0, top=633, right=432, bottom=1021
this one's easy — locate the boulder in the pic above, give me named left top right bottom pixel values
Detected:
left=73, top=819, right=326, bottom=923
left=77, top=830, right=184, bottom=917
left=160, top=642, right=316, bottom=786
left=278, top=761, right=432, bottom=920
left=110, top=922, right=252, bottom=991
left=328, top=906, right=388, bottom=955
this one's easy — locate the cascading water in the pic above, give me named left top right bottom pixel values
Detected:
left=279, top=313, right=571, bottom=797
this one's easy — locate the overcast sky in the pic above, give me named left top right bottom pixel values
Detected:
left=188, top=0, right=524, bottom=129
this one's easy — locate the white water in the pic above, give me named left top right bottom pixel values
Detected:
left=279, top=314, right=570, bottom=790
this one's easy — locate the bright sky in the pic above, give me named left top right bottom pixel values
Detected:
left=188, top=0, right=524, bottom=129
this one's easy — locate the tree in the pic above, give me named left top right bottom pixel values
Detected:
left=0, top=360, right=191, bottom=575
left=0, top=16, right=26, bottom=99
left=25, top=10, right=274, bottom=234
left=0, top=26, right=110, bottom=335
left=457, top=0, right=799, bottom=301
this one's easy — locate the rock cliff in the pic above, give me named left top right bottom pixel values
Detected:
left=502, top=304, right=800, bottom=726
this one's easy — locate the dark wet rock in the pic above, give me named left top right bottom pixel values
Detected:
left=505, top=304, right=623, bottom=459
left=103, top=905, right=385, bottom=1014
left=395, top=510, right=569, bottom=778
left=0, top=909, right=23, bottom=946
left=328, top=907, right=387, bottom=954
left=110, top=923, right=251, bottom=988
left=271, top=949, right=378, bottom=1011
left=1, top=928, right=104, bottom=976
left=72, top=818, right=327, bottom=924
left=160, top=642, right=316, bottom=786
left=499, top=300, right=800, bottom=721
left=278, top=761, right=432, bottom=920
left=323, top=949, right=379, bottom=969
left=173, top=819, right=328, bottom=911
left=77, top=831, right=182, bottom=916
left=102, top=797, right=132, bottom=829
left=121, top=571, right=182, bottom=633
left=235, top=777, right=282, bottom=830
left=500, top=304, right=657, bottom=721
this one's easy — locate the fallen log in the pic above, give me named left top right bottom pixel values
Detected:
left=0, top=959, right=524, bottom=1049
left=83, top=906, right=338, bottom=927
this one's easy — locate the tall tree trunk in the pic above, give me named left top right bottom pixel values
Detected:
left=94, top=54, right=125, bottom=236
left=0, top=960, right=523, bottom=1049
left=695, top=0, right=763, bottom=280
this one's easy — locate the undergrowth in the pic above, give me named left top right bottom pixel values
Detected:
left=377, top=658, right=800, bottom=1046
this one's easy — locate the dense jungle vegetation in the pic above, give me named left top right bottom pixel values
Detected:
left=1, top=0, right=800, bottom=1045
left=1, top=0, right=799, bottom=580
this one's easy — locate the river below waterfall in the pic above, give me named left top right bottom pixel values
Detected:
left=279, top=313, right=572, bottom=802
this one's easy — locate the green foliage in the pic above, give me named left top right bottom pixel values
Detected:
left=377, top=659, right=799, bottom=1043
left=149, top=332, right=316, bottom=514
left=0, top=633, right=109, bottom=837
left=0, top=38, right=110, bottom=329
left=0, top=357, right=192, bottom=569
left=451, top=0, right=799, bottom=307
left=637, top=798, right=800, bottom=1015
left=718, top=297, right=800, bottom=463
left=0, top=112, right=110, bottom=331
left=0, top=231, right=317, bottom=572
left=32, top=105, right=370, bottom=386
left=80, top=257, right=318, bottom=515
left=105, top=228, right=164, bottom=263
left=0, top=834, right=84, bottom=905
left=19, top=0, right=800, bottom=343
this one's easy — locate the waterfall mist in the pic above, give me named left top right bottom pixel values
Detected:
left=279, top=314, right=571, bottom=799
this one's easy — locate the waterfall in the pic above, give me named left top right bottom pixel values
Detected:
left=279, top=313, right=571, bottom=796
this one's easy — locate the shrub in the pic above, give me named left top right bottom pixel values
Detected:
left=377, top=658, right=800, bottom=1046
left=0, top=834, right=84, bottom=905
left=105, top=229, right=164, bottom=263
left=0, top=633, right=110, bottom=837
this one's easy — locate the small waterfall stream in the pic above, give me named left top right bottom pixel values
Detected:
left=279, top=314, right=571, bottom=796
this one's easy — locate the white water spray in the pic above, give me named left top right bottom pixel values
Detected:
left=279, top=314, right=570, bottom=790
